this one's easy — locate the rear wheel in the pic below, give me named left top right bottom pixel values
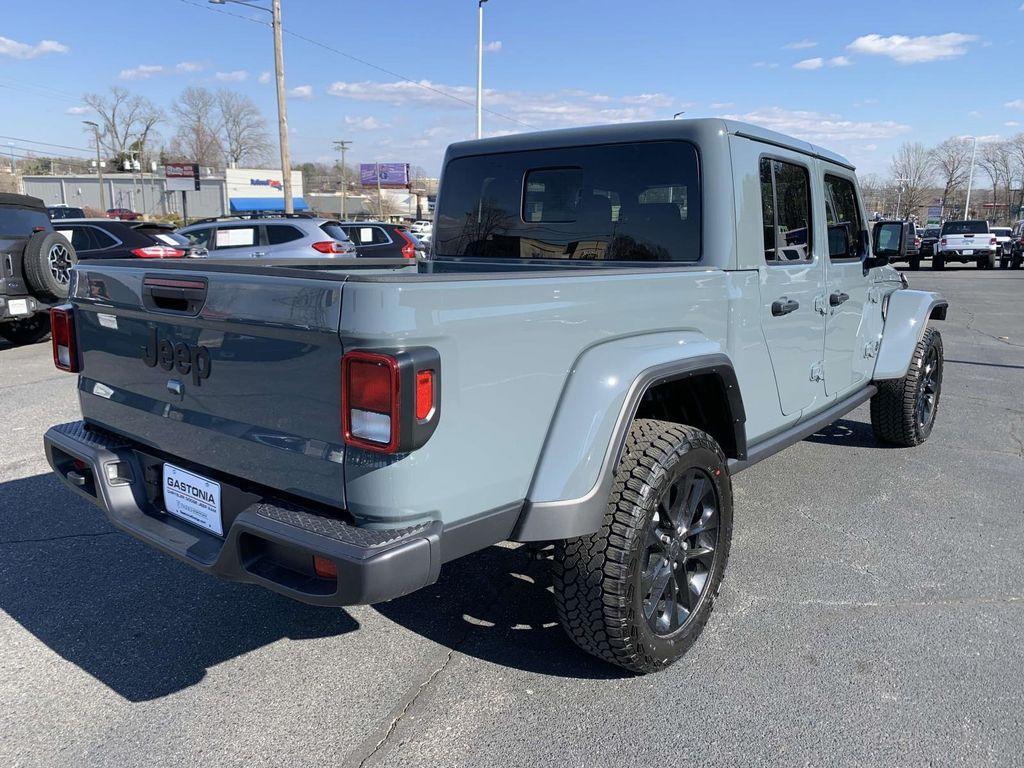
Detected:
left=552, top=420, right=732, bottom=674
left=0, top=313, right=51, bottom=346
left=909, top=256, right=920, bottom=271
left=871, top=327, right=943, bottom=447
left=933, top=255, right=945, bottom=270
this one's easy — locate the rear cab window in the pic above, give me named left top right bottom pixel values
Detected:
left=941, top=221, right=988, bottom=235
left=434, top=140, right=701, bottom=263
left=0, top=206, right=51, bottom=236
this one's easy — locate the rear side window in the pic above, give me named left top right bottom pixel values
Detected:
left=345, top=226, right=390, bottom=245
left=320, top=223, right=352, bottom=242
left=941, top=221, right=988, bottom=235
left=0, top=206, right=50, bottom=236
left=823, top=174, right=865, bottom=260
left=760, top=158, right=812, bottom=263
left=266, top=225, right=304, bottom=245
left=89, top=226, right=118, bottom=249
left=434, top=140, right=701, bottom=263
left=215, top=226, right=257, bottom=249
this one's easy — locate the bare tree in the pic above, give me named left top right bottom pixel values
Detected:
left=364, top=189, right=404, bottom=219
left=1008, top=133, right=1024, bottom=220
left=890, top=142, right=935, bottom=219
left=929, top=138, right=971, bottom=219
left=82, top=86, right=165, bottom=167
left=169, top=87, right=223, bottom=167
left=857, top=173, right=885, bottom=218
left=216, top=90, right=272, bottom=167
left=975, top=141, right=1016, bottom=222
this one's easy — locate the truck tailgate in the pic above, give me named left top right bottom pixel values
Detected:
left=71, top=262, right=347, bottom=507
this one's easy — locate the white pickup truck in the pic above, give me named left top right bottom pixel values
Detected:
left=935, top=220, right=996, bottom=269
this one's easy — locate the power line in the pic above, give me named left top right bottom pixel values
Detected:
left=0, top=135, right=93, bottom=154
left=173, top=0, right=536, bottom=130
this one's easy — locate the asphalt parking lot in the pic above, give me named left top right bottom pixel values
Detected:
left=1, top=266, right=1022, bottom=767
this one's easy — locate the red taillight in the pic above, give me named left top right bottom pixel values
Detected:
left=940, top=238, right=947, bottom=246
left=990, top=237, right=997, bottom=245
left=415, top=370, right=434, bottom=420
left=313, top=555, right=337, bottom=579
left=396, top=229, right=416, bottom=259
left=50, top=305, right=79, bottom=372
left=132, top=246, right=185, bottom=259
left=342, top=352, right=400, bottom=452
left=311, top=240, right=351, bottom=254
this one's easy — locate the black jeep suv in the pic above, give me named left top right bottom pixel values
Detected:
left=0, top=193, right=77, bottom=346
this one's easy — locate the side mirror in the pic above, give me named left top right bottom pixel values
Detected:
left=867, top=220, right=906, bottom=269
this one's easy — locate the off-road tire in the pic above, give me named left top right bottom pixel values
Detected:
left=552, top=420, right=733, bottom=674
left=22, top=231, right=76, bottom=303
left=871, top=327, right=943, bottom=447
left=909, top=256, right=920, bottom=271
left=0, top=313, right=51, bottom=346
left=1013, top=254, right=1023, bottom=269
left=933, top=255, right=945, bottom=270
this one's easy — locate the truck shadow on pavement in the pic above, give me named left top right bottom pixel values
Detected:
left=1, top=473, right=624, bottom=702
left=0, top=472, right=359, bottom=702
left=375, top=543, right=630, bottom=681
left=804, top=418, right=898, bottom=450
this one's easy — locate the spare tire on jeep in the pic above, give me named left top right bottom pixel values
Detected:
left=22, top=231, right=77, bottom=302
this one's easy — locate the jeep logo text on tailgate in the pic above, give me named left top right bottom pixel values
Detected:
left=141, top=328, right=212, bottom=385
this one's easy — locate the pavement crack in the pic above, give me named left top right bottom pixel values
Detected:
left=353, top=646, right=459, bottom=768
left=0, top=531, right=115, bottom=545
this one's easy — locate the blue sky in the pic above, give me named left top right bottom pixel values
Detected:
left=2, top=0, right=1023, bottom=176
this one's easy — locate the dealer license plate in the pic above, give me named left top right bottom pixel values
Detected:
left=162, top=463, right=223, bottom=536
left=963, top=249, right=974, bottom=255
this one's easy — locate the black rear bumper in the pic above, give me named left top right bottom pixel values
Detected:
left=43, top=421, right=444, bottom=606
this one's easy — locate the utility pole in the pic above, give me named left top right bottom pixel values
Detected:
left=6, top=143, right=14, bottom=174
left=209, top=0, right=292, bottom=213
left=893, top=177, right=908, bottom=219
left=476, top=0, right=487, bottom=139
left=333, top=139, right=352, bottom=220
left=964, top=136, right=978, bottom=220
left=84, top=121, right=106, bottom=212
left=376, top=162, right=383, bottom=219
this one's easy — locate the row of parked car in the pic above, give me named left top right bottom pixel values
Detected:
left=0, top=193, right=433, bottom=346
left=895, top=219, right=1024, bottom=271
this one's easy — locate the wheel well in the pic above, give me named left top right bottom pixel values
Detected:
left=633, top=372, right=743, bottom=459
left=929, top=303, right=947, bottom=321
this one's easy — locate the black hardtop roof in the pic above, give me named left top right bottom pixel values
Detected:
left=0, top=192, right=46, bottom=210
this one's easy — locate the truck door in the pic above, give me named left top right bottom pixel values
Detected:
left=758, top=155, right=827, bottom=416
left=821, top=171, right=872, bottom=396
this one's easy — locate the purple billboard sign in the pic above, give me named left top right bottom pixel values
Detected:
left=360, top=162, right=410, bottom=188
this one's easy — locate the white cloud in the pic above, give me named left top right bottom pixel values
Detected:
left=344, top=115, right=383, bottom=130
left=483, top=40, right=502, bottom=52
left=968, top=110, right=982, bottom=118
left=710, top=101, right=734, bottom=109
left=721, top=106, right=911, bottom=143
left=1004, top=99, right=1024, bottom=109
left=326, top=79, right=680, bottom=128
left=847, top=33, right=978, bottom=64
left=784, top=40, right=818, bottom=50
left=176, top=61, right=203, bottom=73
left=862, top=144, right=879, bottom=151
left=288, top=84, right=313, bottom=100
left=752, top=61, right=779, bottom=69
left=258, top=71, right=271, bottom=84
left=65, top=105, right=91, bottom=115
left=1005, top=121, right=1020, bottom=127
left=215, top=70, right=248, bottom=82
left=828, top=56, right=852, bottom=67
left=794, top=57, right=824, bottom=70
left=620, top=93, right=675, bottom=107
left=119, top=64, right=164, bottom=80
left=0, top=36, right=69, bottom=59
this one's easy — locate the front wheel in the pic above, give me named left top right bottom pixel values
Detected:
left=871, top=327, right=943, bottom=447
left=552, top=420, right=733, bottom=674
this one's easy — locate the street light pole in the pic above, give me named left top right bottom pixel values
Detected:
left=476, top=0, right=487, bottom=139
left=84, top=121, right=106, bottom=212
left=210, top=0, right=293, bottom=213
left=964, top=136, right=978, bottom=220
left=333, top=140, right=352, bottom=220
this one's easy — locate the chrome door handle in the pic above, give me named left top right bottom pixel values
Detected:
left=829, top=291, right=850, bottom=307
left=252, top=251, right=268, bottom=258
left=771, top=297, right=800, bottom=317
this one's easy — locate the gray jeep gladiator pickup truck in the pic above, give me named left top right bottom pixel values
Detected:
left=44, top=120, right=947, bottom=673
left=1, top=193, right=77, bottom=345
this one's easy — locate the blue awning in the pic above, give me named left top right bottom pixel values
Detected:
left=230, top=197, right=308, bottom=212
